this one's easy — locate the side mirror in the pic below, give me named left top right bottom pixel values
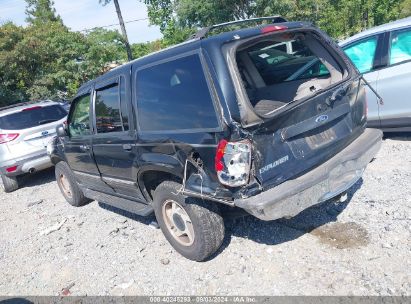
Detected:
left=56, top=124, right=67, bottom=137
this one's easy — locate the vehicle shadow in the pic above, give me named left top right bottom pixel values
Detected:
left=216, top=178, right=363, bottom=253
left=0, top=298, right=33, bottom=304
left=97, top=179, right=362, bottom=262
left=17, top=167, right=56, bottom=189
left=98, top=202, right=155, bottom=226
left=383, top=132, right=411, bottom=141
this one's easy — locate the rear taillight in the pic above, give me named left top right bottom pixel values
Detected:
left=0, top=133, right=19, bottom=144
left=215, top=139, right=252, bottom=187
left=6, top=166, right=17, bottom=173
left=261, top=25, right=288, bottom=34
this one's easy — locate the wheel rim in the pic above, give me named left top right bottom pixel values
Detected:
left=162, top=200, right=195, bottom=247
left=59, top=173, right=73, bottom=199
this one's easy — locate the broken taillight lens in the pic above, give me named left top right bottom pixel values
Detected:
left=0, top=133, right=19, bottom=144
left=215, top=139, right=252, bottom=187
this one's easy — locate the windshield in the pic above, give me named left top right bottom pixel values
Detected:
left=0, top=105, right=67, bottom=130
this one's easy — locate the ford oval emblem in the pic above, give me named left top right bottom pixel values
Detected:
left=41, top=131, right=49, bottom=137
left=315, top=114, right=329, bottom=123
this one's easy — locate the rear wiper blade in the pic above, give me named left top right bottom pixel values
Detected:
left=38, top=119, right=58, bottom=125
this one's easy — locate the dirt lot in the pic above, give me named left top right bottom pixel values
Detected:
left=0, top=135, right=410, bottom=296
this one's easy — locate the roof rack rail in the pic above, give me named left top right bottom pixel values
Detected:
left=189, top=15, right=288, bottom=40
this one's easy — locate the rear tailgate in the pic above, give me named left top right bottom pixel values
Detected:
left=252, top=77, right=367, bottom=190
left=226, top=25, right=367, bottom=190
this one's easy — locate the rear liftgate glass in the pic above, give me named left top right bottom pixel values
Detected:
left=230, top=29, right=367, bottom=190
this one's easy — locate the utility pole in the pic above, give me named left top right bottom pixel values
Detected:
left=113, top=0, right=133, bottom=61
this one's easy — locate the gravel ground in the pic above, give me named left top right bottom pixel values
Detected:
left=0, top=135, right=410, bottom=296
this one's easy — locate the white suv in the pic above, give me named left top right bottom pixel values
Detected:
left=0, top=101, right=67, bottom=192
left=340, top=17, right=411, bottom=132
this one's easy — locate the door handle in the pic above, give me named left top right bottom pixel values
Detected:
left=80, top=144, right=90, bottom=151
left=122, top=144, right=132, bottom=151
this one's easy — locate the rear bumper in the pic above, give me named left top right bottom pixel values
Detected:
left=234, top=128, right=383, bottom=221
left=0, top=151, right=52, bottom=177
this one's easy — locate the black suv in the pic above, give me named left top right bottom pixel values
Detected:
left=50, top=17, right=382, bottom=261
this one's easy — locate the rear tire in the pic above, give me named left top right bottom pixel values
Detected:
left=55, top=162, right=90, bottom=207
left=153, top=181, right=225, bottom=261
left=1, top=175, right=19, bottom=193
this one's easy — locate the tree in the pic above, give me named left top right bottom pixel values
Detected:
left=25, top=0, right=62, bottom=25
left=82, top=28, right=128, bottom=77
left=99, top=0, right=133, bottom=61
left=400, top=0, right=411, bottom=17
left=144, top=0, right=406, bottom=42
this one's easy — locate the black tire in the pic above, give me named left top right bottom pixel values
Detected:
left=1, top=175, right=19, bottom=193
left=153, top=181, right=225, bottom=261
left=55, top=162, right=90, bottom=207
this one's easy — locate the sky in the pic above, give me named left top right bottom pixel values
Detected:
left=0, top=0, right=163, bottom=43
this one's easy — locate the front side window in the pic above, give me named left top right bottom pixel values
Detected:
left=136, top=54, right=219, bottom=132
left=69, top=94, right=91, bottom=137
left=344, top=36, right=378, bottom=73
left=95, top=84, right=123, bottom=133
left=390, top=28, right=411, bottom=65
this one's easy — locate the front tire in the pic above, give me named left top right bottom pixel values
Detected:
left=153, top=181, right=225, bottom=261
left=1, top=175, right=19, bottom=193
left=55, top=162, right=90, bottom=207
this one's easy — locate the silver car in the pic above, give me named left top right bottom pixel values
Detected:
left=340, top=17, right=411, bottom=132
left=0, top=101, right=67, bottom=192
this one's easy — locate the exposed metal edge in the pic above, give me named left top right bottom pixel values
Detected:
left=182, top=190, right=234, bottom=206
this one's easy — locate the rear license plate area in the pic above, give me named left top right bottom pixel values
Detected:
left=306, top=128, right=336, bottom=149
left=287, top=118, right=351, bottom=159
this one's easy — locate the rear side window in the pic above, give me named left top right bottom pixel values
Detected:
left=0, top=105, right=67, bottom=130
left=136, top=54, right=219, bottom=132
left=390, top=28, right=411, bottom=65
left=69, top=94, right=91, bottom=137
left=95, top=84, right=123, bottom=133
left=344, top=36, right=378, bottom=73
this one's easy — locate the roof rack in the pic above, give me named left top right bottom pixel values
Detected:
left=189, top=15, right=288, bottom=40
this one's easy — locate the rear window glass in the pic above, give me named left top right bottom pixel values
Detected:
left=136, top=54, right=219, bottom=132
left=236, top=32, right=343, bottom=117
left=246, top=38, right=331, bottom=85
left=0, top=105, right=67, bottom=130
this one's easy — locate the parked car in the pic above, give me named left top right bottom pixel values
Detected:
left=340, top=17, right=411, bottom=132
left=0, top=101, right=68, bottom=192
left=58, top=101, right=71, bottom=112
left=49, top=16, right=382, bottom=261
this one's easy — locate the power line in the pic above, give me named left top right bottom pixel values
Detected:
left=80, top=17, right=149, bottom=32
